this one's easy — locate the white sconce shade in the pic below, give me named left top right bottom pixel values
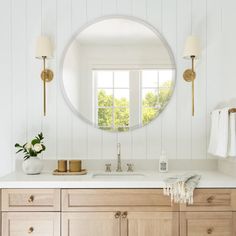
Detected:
left=35, top=36, right=53, bottom=59
left=183, top=35, right=201, bottom=59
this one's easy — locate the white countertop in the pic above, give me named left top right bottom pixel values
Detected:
left=0, top=170, right=235, bottom=188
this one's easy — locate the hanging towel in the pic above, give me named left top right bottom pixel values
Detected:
left=215, top=108, right=229, bottom=157
left=163, top=173, right=201, bottom=204
left=228, top=112, right=236, bottom=157
left=208, top=109, right=220, bottom=155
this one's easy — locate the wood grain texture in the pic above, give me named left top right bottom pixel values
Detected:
left=180, top=212, right=235, bottom=236
left=2, top=212, right=60, bottom=236
left=62, top=212, right=120, bottom=236
left=180, top=189, right=236, bottom=211
left=2, top=189, right=60, bottom=211
left=62, top=189, right=178, bottom=211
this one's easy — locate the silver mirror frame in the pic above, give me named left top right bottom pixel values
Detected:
left=59, top=15, right=177, bottom=132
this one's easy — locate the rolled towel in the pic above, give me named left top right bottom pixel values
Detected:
left=215, top=107, right=229, bottom=157
left=163, top=173, right=201, bottom=204
left=228, top=112, right=236, bottom=157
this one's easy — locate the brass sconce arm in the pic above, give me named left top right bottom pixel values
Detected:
left=183, top=55, right=196, bottom=116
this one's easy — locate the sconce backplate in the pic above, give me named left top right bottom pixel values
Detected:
left=183, top=69, right=196, bottom=82
left=41, top=69, right=54, bottom=82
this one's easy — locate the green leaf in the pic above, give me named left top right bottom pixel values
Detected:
left=15, top=143, right=21, bottom=148
left=31, top=139, right=40, bottom=145
left=16, top=149, right=23, bottom=154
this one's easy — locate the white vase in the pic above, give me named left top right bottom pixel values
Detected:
left=22, top=157, right=43, bottom=175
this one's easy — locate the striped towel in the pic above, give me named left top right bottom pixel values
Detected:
left=163, top=173, right=201, bottom=204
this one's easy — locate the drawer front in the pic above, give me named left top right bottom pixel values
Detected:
left=2, top=189, right=60, bottom=211
left=180, top=212, right=235, bottom=236
left=2, top=212, right=60, bottom=236
left=180, top=189, right=236, bottom=211
left=62, top=189, right=175, bottom=211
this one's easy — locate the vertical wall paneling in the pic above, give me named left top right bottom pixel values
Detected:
left=101, top=0, right=117, bottom=15
left=176, top=0, right=192, bottom=159
left=191, top=0, right=207, bottom=159
left=206, top=0, right=222, bottom=159
left=161, top=0, right=177, bottom=159
left=0, top=0, right=13, bottom=175
left=146, top=0, right=162, bottom=159
left=86, top=0, right=103, bottom=159
left=41, top=0, right=57, bottom=159
left=0, top=0, right=229, bottom=173
left=131, top=0, right=148, bottom=159
left=116, top=0, right=133, bottom=160
left=56, top=0, right=73, bottom=158
left=27, top=0, right=43, bottom=140
left=71, top=0, right=88, bottom=159
left=12, top=0, right=27, bottom=165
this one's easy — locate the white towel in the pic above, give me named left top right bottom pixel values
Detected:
left=208, top=110, right=220, bottom=155
left=215, top=108, right=229, bottom=157
left=228, top=113, right=236, bottom=157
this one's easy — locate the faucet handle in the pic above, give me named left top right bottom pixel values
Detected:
left=127, top=163, right=134, bottom=172
left=105, top=164, right=112, bottom=172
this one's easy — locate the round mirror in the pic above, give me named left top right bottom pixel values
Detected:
left=61, top=16, right=176, bottom=132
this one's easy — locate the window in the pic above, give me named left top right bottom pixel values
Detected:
left=93, top=69, right=173, bottom=131
left=94, top=70, right=130, bottom=131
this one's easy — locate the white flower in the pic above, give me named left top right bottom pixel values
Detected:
left=33, top=143, right=43, bottom=152
left=25, top=142, right=32, bottom=150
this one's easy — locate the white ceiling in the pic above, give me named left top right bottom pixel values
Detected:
left=77, top=18, right=164, bottom=46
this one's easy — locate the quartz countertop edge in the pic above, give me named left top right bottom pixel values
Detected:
left=0, top=170, right=235, bottom=188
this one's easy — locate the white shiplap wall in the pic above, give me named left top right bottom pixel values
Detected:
left=0, top=0, right=230, bottom=175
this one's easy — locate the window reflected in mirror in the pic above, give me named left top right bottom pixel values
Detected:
left=94, top=69, right=174, bottom=131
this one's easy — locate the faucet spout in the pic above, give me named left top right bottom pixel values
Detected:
left=116, top=143, right=122, bottom=172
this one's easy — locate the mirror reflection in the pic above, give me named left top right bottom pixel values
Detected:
left=62, top=17, right=176, bottom=132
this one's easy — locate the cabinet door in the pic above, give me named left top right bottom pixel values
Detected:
left=62, top=212, right=120, bottom=236
left=180, top=212, right=236, bottom=236
left=2, top=212, right=60, bottom=236
left=122, top=212, right=179, bottom=236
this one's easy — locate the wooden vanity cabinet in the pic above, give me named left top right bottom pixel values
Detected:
left=1, top=189, right=60, bottom=236
left=1, top=188, right=236, bottom=236
left=61, top=189, right=179, bottom=236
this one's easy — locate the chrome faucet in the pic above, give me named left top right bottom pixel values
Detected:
left=116, top=143, right=122, bottom=172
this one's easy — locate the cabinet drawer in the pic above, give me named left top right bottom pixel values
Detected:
left=2, top=212, right=60, bottom=236
left=180, top=212, right=236, bottom=236
left=2, top=189, right=60, bottom=211
left=180, top=189, right=236, bottom=211
left=62, top=189, right=176, bottom=211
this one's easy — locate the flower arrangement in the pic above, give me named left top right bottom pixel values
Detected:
left=15, top=133, right=46, bottom=160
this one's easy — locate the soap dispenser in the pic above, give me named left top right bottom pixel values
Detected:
left=159, top=150, right=168, bottom=173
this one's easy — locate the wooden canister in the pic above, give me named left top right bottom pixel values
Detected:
left=58, top=160, right=67, bottom=172
left=69, top=160, right=82, bottom=172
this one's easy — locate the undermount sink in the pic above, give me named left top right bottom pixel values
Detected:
left=92, top=172, right=146, bottom=179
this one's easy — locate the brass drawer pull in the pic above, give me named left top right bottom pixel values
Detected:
left=207, top=227, right=213, bottom=234
left=122, top=211, right=128, bottom=218
left=207, top=196, right=214, bottom=203
left=28, top=227, right=34, bottom=234
left=28, top=195, right=34, bottom=203
left=114, top=211, right=121, bottom=219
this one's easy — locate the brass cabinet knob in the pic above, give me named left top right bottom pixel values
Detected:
left=114, top=211, right=121, bottom=219
left=207, top=227, right=213, bottom=234
left=28, top=227, right=34, bottom=234
left=122, top=211, right=128, bottom=218
left=28, top=195, right=34, bottom=203
left=207, top=196, right=214, bottom=203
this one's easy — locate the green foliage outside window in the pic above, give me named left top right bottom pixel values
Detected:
left=97, top=81, right=172, bottom=131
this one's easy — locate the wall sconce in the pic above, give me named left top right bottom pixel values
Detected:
left=35, top=36, right=54, bottom=116
left=183, top=35, right=201, bottom=116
